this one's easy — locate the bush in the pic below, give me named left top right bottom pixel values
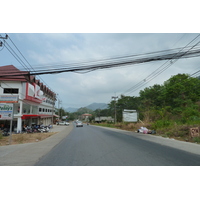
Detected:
left=151, top=120, right=173, bottom=130
left=193, top=137, right=200, bottom=143
left=165, top=132, right=173, bottom=137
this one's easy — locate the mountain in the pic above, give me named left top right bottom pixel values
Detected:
left=66, top=103, right=108, bottom=113
left=66, top=107, right=79, bottom=113
left=86, top=103, right=108, bottom=110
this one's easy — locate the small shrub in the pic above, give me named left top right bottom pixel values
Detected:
left=151, top=120, right=173, bottom=129
left=193, top=137, right=200, bottom=143
left=165, top=132, right=173, bottom=137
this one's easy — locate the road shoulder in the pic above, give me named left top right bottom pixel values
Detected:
left=0, top=124, right=74, bottom=166
left=92, top=125, right=200, bottom=156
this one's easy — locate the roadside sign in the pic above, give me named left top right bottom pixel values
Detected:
left=0, top=103, right=14, bottom=120
left=123, top=109, right=138, bottom=122
left=0, top=95, right=19, bottom=103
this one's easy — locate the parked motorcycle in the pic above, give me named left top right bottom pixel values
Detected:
left=38, top=126, right=49, bottom=133
left=2, top=128, right=10, bottom=136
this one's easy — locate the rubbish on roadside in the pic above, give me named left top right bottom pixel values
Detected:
left=137, top=127, right=156, bottom=134
left=138, top=127, right=148, bottom=134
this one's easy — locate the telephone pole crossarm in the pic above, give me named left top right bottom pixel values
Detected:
left=0, top=34, right=8, bottom=39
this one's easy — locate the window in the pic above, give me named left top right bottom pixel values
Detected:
left=4, top=88, right=19, bottom=94
left=39, top=108, right=42, bottom=112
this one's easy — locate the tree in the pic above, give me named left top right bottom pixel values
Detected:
left=139, top=84, right=165, bottom=109
left=163, top=74, right=200, bottom=109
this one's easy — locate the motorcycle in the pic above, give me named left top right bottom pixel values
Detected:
left=38, top=126, right=49, bottom=133
left=2, top=128, right=10, bottom=136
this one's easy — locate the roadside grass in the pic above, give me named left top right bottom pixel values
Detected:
left=92, top=121, right=200, bottom=144
left=0, top=131, right=58, bottom=146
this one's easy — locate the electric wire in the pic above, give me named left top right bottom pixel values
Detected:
left=1, top=47, right=200, bottom=77
left=1, top=34, right=58, bottom=100
left=122, top=34, right=200, bottom=96
left=3, top=40, right=30, bottom=71
left=8, top=36, right=54, bottom=92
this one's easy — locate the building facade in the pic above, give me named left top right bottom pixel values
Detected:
left=0, top=65, right=57, bottom=132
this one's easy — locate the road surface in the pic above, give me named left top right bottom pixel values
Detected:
left=35, top=124, right=200, bottom=166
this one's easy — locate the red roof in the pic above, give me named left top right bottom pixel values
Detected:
left=82, top=114, right=92, bottom=116
left=0, top=65, right=29, bottom=81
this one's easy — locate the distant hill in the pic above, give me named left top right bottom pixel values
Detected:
left=86, top=103, right=108, bottom=110
left=66, top=103, right=108, bottom=113
left=66, top=107, right=79, bottom=113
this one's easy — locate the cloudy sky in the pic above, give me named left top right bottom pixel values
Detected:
left=1, top=33, right=200, bottom=109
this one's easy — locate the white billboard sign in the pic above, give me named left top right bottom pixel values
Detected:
left=0, top=103, right=14, bottom=120
left=123, top=109, right=138, bottom=122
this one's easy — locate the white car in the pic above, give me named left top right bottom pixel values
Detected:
left=57, top=121, right=69, bottom=126
left=76, top=121, right=83, bottom=127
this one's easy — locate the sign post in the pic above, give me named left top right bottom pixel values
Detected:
left=0, top=103, right=14, bottom=144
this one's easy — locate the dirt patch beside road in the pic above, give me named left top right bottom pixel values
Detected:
left=0, top=132, right=58, bottom=146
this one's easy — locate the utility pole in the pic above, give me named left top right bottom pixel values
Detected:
left=0, top=34, right=8, bottom=39
left=112, top=96, right=118, bottom=124
left=0, top=34, right=8, bottom=47
left=58, top=99, right=62, bottom=120
left=52, top=96, right=55, bottom=125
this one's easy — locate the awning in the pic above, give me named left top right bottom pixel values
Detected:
left=21, top=114, right=38, bottom=119
left=21, top=114, right=54, bottom=119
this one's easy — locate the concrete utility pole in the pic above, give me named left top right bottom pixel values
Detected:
left=112, top=96, right=118, bottom=124
left=58, top=99, right=62, bottom=120
left=52, top=95, right=56, bottom=124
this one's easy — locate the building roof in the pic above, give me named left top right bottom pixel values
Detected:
left=82, top=113, right=92, bottom=116
left=0, top=65, right=56, bottom=99
left=0, top=65, right=29, bottom=81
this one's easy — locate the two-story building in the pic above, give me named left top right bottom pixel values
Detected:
left=0, top=65, right=57, bottom=132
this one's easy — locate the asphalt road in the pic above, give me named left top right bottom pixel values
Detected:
left=35, top=124, right=200, bottom=166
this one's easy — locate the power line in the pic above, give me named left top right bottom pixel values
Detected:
left=122, top=34, right=200, bottom=96
left=4, top=40, right=30, bottom=71
left=7, top=35, right=56, bottom=90
left=1, top=34, right=58, bottom=98
left=1, top=45, right=200, bottom=77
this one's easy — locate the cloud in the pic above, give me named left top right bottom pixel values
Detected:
left=2, top=33, right=200, bottom=108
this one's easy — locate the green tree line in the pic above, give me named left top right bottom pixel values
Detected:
left=108, top=73, right=200, bottom=127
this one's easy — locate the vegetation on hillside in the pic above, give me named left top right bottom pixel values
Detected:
left=56, top=73, right=200, bottom=143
